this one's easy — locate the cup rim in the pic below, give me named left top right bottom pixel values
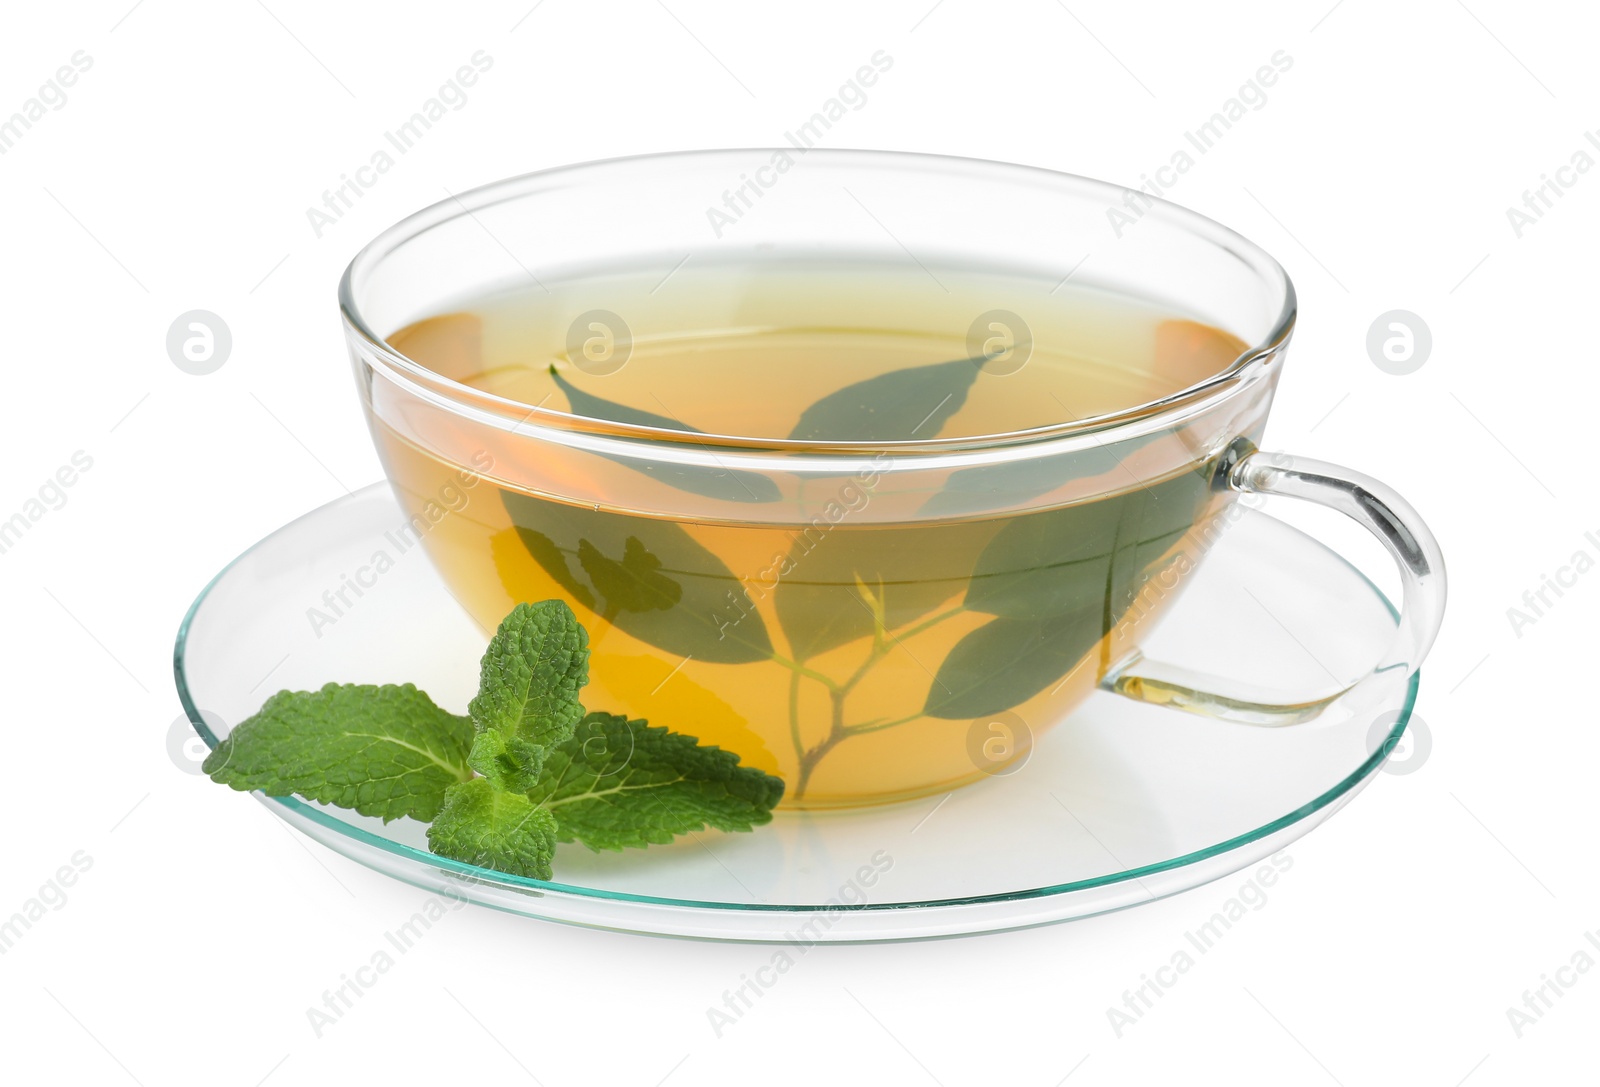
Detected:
left=339, top=148, right=1297, bottom=456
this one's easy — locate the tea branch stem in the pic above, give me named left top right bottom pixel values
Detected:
left=789, top=604, right=966, bottom=799
left=786, top=668, right=803, bottom=780
left=765, top=652, right=842, bottom=693
left=839, top=710, right=926, bottom=736
left=885, top=605, right=966, bottom=652
left=836, top=604, right=964, bottom=697
left=794, top=690, right=847, bottom=801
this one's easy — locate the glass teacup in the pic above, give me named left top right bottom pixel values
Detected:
left=340, top=150, right=1445, bottom=809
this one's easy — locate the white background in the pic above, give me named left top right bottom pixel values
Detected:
left=1, top=1, right=1594, bottom=1083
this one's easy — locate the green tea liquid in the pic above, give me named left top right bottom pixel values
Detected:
left=374, top=260, right=1246, bottom=807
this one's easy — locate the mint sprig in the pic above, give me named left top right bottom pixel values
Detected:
left=463, top=600, right=589, bottom=792
left=204, top=601, right=785, bottom=880
left=201, top=683, right=474, bottom=822
left=427, top=778, right=560, bottom=880
left=531, top=712, right=786, bottom=852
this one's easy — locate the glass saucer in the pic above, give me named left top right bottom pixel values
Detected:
left=175, top=484, right=1417, bottom=941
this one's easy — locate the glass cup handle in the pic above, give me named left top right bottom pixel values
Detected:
left=1101, top=443, right=1447, bottom=726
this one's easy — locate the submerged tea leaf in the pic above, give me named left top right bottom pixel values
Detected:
left=917, top=433, right=1167, bottom=518
left=502, top=490, right=773, bottom=663
left=774, top=519, right=995, bottom=660
left=549, top=366, right=685, bottom=433
left=510, top=526, right=597, bottom=611
left=549, top=367, right=780, bottom=503
left=963, top=495, right=1126, bottom=621
left=578, top=537, right=681, bottom=614
left=923, top=609, right=1105, bottom=719
left=964, top=466, right=1214, bottom=621
left=927, top=463, right=1219, bottom=717
left=787, top=356, right=985, bottom=442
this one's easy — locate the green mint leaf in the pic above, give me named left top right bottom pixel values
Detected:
left=426, top=778, right=558, bottom=880
left=786, top=356, right=984, bottom=442
left=528, top=712, right=784, bottom=852
left=466, top=730, right=547, bottom=793
left=202, top=683, right=473, bottom=822
left=468, top=600, right=590, bottom=755
left=548, top=367, right=780, bottom=503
